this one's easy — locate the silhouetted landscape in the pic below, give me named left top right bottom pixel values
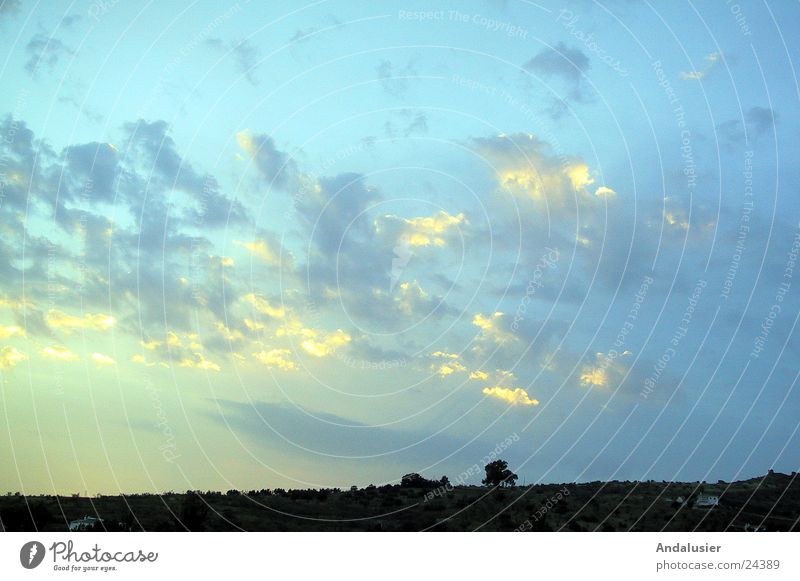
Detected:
left=2, top=470, right=797, bottom=532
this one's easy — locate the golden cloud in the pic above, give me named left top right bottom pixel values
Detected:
left=482, top=386, right=539, bottom=406
left=275, top=317, right=351, bottom=358
left=0, top=325, right=25, bottom=339
left=46, top=310, right=115, bottom=333
left=379, top=211, right=466, bottom=247
left=594, top=186, right=617, bottom=198
left=431, top=351, right=460, bottom=359
left=235, top=239, right=292, bottom=269
left=300, top=329, right=351, bottom=357
left=91, top=352, right=115, bottom=366
left=0, top=346, right=27, bottom=369
left=580, top=351, right=631, bottom=388
left=41, top=345, right=79, bottom=362
left=179, top=353, right=221, bottom=372
left=473, top=312, right=515, bottom=344
left=436, top=360, right=467, bottom=377
left=253, top=348, right=297, bottom=371
left=244, top=293, right=286, bottom=319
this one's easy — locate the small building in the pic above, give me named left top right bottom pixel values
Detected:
left=744, top=523, right=766, bottom=532
left=694, top=494, right=719, bottom=508
left=69, top=516, right=103, bottom=531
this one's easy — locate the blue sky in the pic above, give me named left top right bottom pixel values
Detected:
left=0, top=0, right=799, bottom=494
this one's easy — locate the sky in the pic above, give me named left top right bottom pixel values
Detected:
left=0, top=0, right=799, bottom=495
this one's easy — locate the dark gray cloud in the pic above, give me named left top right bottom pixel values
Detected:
left=238, top=131, right=299, bottom=191
left=745, top=106, right=778, bottom=136
left=524, top=42, right=590, bottom=83
left=716, top=106, right=778, bottom=146
left=63, top=142, right=122, bottom=202
left=209, top=398, right=519, bottom=478
left=24, top=33, right=73, bottom=76
left=122, top=119, right=248, bottom=226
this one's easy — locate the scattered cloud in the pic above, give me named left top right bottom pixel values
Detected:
left=41, top=345, right=79, bottom=361
left=236, top=130, right=298, bottom=189
left=0, top=345, right=27, bottom=368
left=91, top=352, right=115, bottom=366
left=253, top=348, right=297, bottom=371
left=45, top=310, right=115, bottom=333
left=243, top=293, right=286, bottom=319
left=580, top=351, right=631, bottom=388
left=482, top=386, right=540, bottom=406
left=680, top=52, right=721, bottom=81
left=179, top=352, right=221, bottom=372
left=376, top=211, right=466, bottom=247
left=376, top=59, right=417, bottom=98
left=524, top=42, right=590, bottom=83
left=473, top=312, right=516, bottom=344
left=24, top=33, right=73, bottom=76
left=0, top=324, right=25, bottom=339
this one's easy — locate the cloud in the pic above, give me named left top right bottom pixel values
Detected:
left=482, top=386, right=539, bottom=406
left=243, top=293, right=286, bottom=319
left=680, top=52, right=721, bottom=81
left=594, top=186, right=616, bottom=198
left=376, top=211, right=466, bottom=247
left=41, top=345, right=79, bottom=361
left=471, top=133, right=602, bottom=210
left=273, top=316, right=352, bottom=358
left=253, top=348, right=297, bottom=371
left=716, top=105, right=780, bottom=149
left=524, top=42, right=590, bottom=83
left=178, top=352, right=221, bottom=372
left=235, top=236, right=294, bottom=269
left=25, top=33, right=73, bottom=76
left=300, top=329, right=351, bottom=358
left=580, top=351, right=631, bottom=388
left=209, top=399, right=512, bottom=468
left=236, top=130, right=298, bottom=189
left=0, top=346, right=27, bottom=369
left=231, top=39, right=261, bottom=86
left=0, top=324, right=25, bottom=339
left=45, top=310, right=115, bottom=333
left=746, top=106, right=778, bottom=137
left=123, top=119, right=248, bottom=226
left=63, top=142, right=122, bottom=202
left=434, top=358, right=467, bottom=378
left=376, top=59, right=417, bottom=97
left=473, top=312, right=516, bottom=344
left=91, top=352, right=115, bottom=366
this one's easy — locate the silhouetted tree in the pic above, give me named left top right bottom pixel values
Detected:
left=400, top=473, right=439, bottom=488
left=482, top=460, right=518, bottom=488
left=178, top=492, right=209, bottom=531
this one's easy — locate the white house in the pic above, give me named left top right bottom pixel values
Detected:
left=69, top=516, right=103, bottom=531
left=694, top=494, right=719, bottom=508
